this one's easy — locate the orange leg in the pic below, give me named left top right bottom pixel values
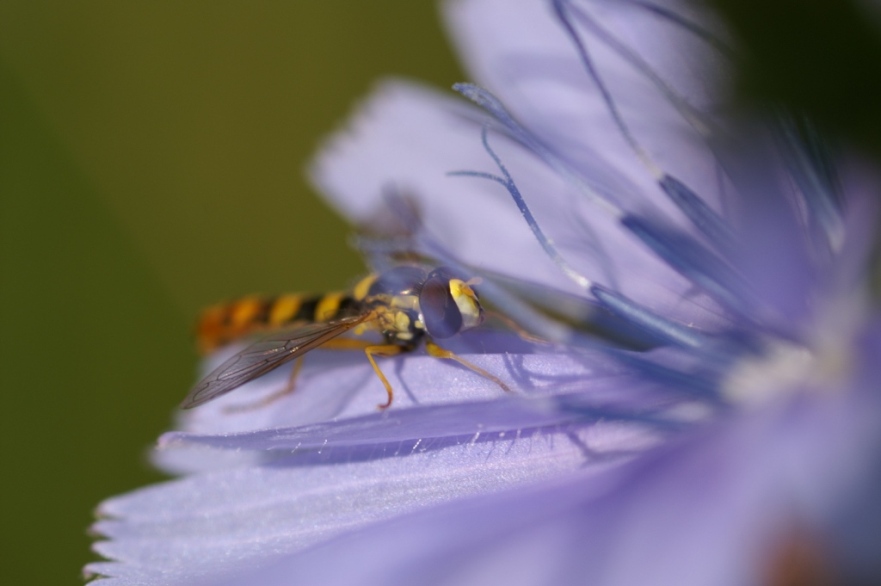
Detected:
left=325, top=338, right=511, bottom=406
left=364, top=344, right=406, bottom=409
left=425, top=341, right=511, bottom=393
left=307, top=337, right=406, bottom=410
left=223, top=356, right=305, bottom=413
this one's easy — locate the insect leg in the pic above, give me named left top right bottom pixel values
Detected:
left=425, top=340, right=511, bottom=394
left=364, top=344, right=406, bottom=410
left=223, top=356, right=306, bottom=413
left=483, top=309, right=548, bottom=345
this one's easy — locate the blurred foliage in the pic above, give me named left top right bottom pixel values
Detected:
left=0, top=2, right=461, bottom=583
left=708, top=0, right=881, bottom=158
left=706, top=0, right=881, bottom=290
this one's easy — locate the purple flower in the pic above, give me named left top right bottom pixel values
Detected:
left=86, top=0, right=881, bottom=584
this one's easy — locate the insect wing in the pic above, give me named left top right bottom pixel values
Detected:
left=181, top=313, right=371, bottom=409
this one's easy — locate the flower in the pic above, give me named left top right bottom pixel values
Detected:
left=86, top=0, right=881, bottom=585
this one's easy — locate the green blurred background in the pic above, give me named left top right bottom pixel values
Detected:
left=3, top=0, right=881, bottom=583
left=0, top=3, right=461, bottom=583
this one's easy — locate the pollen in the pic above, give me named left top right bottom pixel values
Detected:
left=723, top=334, right=851, bottom=406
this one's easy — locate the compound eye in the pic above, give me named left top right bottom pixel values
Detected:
left=419, top=270, right=463, bottom=339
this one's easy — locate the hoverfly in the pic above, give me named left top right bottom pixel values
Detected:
left=181, top=265, right=510, bottom=411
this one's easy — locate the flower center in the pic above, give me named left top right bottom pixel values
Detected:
left=722, top=305, right=859, bottom=406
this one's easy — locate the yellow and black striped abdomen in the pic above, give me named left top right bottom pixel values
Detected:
left=196, top=292, right=361, bottom=354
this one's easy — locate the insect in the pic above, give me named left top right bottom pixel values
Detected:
left=181, top=265, right=510, bottom=411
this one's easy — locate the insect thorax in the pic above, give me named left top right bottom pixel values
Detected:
left=353, top=266, right=424, bottom=347
left=353, top=265, right=484, bottom=346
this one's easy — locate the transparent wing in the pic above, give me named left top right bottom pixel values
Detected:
left=181, top=313, right=373, bottom=409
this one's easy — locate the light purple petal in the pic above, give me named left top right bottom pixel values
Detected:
left=87, top=406, right=663, bottom=586
left=445, top=0, right=730, bottom=218
left=204, top=390, right=881, bottom=586
left=159, top=388, right=682, bottom=458
left=156, top=341, right=683, bottom=475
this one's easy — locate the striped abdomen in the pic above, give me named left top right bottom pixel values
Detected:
left=196, top=292, right=361, bottom=354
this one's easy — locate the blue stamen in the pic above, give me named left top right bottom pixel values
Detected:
left=620, top=0, right=733, bottom=57
left=774, top=114, right=844, bottom=252
left=620, top=215, right=753, bottom=316
left=449, top=127, right=594, bottom=291
left=659, top=175, right=738, bottom=255
left=590, top=284, right=706, bottom=349
left=552, top=0, right=661, bottom=177
left=559, top=0, right=743, bottom=256
left=563, top=0, right=716, bottom=139
left=453, top=82, right=623, bottom=216
left=604, top=347, right=725, bottom=402
left=553, top=393, right=691, bottom=430
left=448, top=127, right=732, bottom=351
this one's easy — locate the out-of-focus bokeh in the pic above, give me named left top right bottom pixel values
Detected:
left=4, top=0, right=881, bottom=583
left=0, top=3, right=460, bottom=583
left=708, top=0, right=881, bottom=160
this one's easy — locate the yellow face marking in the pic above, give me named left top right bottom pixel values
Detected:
left=229, top=297, right=263, bottom=328
left=450, top=279, right=477, bottom=301
left=449, top=279, right=483, bottom=330
left=269, top=294, right=303, bottom=326
left=353, top=274, right=378, bottom=301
